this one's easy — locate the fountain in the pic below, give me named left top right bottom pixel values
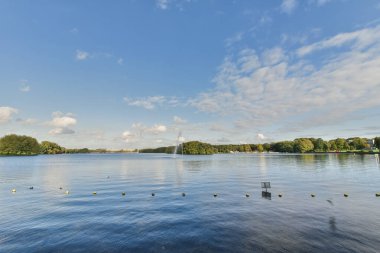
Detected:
left=173, top=131, right=184, bottom=158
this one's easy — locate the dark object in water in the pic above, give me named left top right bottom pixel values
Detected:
left=311, top=194, right=315, bottom=197
left=152, top=193, right=155, bottom=197
left=278, top=194, right=283, bottom=198
left=93, top=191, right=97, bottom=195
left=121, top=192, right=126, bottom=196
left=107, top=176, right=110, bottom=179
left=344, top=193, right=349, bottom=197
left=245, top=193, right=250, bottom=198
left=326, top=199, right=334, bottom=205
left=261, top=182, right=271, bottom=192
left=213, top=193, right=218, bottom=197
left=29, top=186, right=34, bottom=190
left=182, top=193, right=186, bottom=197
left=59, top=187, right=63, bottom=190
left=262, top=191, right=271, bottom=200
left=376, top=193, right=380, bottom=197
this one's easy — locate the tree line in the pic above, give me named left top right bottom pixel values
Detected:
left=0, top=134, right=95, bottom=156
left=1, top=134, right=379, bottom=156
left=140, top=137, right=380, bottom=155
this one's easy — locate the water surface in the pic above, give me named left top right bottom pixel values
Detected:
left=1, top=153, right=380, bottom=252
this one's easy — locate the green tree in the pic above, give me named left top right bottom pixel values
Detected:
left=263, top=143, right=271, bottom=152
left=257, top=144, right=264, bottom=152
left=40, top=141, right=65, bottom=154
left=238, top=144, right=252, bottom=152
left=335, top=138, right=349, bottom=151
left=250, top=144, right=257, bottom=152
left=293, top=138, right=314, bottom=153
left=348, top=137, right=368, bottom=150
left=0, top=134, right=40, bottom=155
left=311, top=138, right=329, bottom=152
left=182, top=141, right=216, bottom=155
left=375, top=137, right=380, bottom=149
left=328, top=140, right=337, bottom=151
left=273, top=141, right=294, bottom=153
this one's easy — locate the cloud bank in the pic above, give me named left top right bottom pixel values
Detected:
left=48, top=112, right=77, bottom=135
left=0, top=107, right=18, bottom=123
left=190, top=25, right=380, bottom=133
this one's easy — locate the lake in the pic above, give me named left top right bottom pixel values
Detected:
left=0, top=153, right=380, bottom=252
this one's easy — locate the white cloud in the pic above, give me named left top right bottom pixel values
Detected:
left=312, top=0, right=332, bottom=6
left=49, top=113, right=77, bottom=128
left=16, top=118, right=37, bottom=125
left=155, top=0, right=194, bottom=11
left=281, top=0, right=297, bottom=14
left=76, top=50, right=90, bottom=60
left=124, top=96, right=165, bottom=109
left=156, top=0, right=169, bottom=10
left=48, top=112, right=77, bottom=135
left=122, top=131, right=136, bottom=143
left=122, top=123, right=167, bottom=144
left=262, top=47, right=286, bottom=66
left=49, top=128, right=75, bottom=135
left=297, top=25, right=380, bottom=57
left=191, top=25, right=380, bottom=133
left=225, top=32, right=244, bottom=47
left=0, top=106, right=18, bottom=123
left=20, top=85, right=30, bottom=92
left=148, top=124, right=167, bottom=134
left=124, top=95, right=180, bottom=110
left=173, top=116, right=187, bottom=124
left=257, top=133, right=266, bottom=141
left=259, top=13, right=273, bottom=25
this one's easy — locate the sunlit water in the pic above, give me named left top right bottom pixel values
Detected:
left=1, top=153, right=380, bottom=253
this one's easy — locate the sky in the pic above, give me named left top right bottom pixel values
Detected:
left=1, top=0, right=380, bottom=149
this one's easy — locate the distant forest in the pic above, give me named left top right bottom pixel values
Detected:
left=0, top=134, right=379, bottom=156
left=0, top=134, right=135, bottom=156
left=140, top=138, right=380, bottom=155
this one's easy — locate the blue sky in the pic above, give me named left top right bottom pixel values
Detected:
left=1, top=0, right=380, bottom=149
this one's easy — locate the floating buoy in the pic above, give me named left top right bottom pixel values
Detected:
left=245, top=194, right=250, bottom=198
left=29, top=186, right=34, bottom=190
left=311, top=194, right=315, bottom=197
left=344, top=193, right=349, bottom=197
left=278, top=194, right=283, bottom=198
left=182, top=193, right=186, bottom=197
left=375, top=193, right=380, bottom=197
left=121, top=192, right=126, bottom=196
left=151, top=193, right=155, bottom=197
left=93, top=192, right=97, bottom=195
left=65, top=190, right=70, bottom=194
left=11, top=188, right=16, bottom=193
left=213, top=193, right=218, bottom=197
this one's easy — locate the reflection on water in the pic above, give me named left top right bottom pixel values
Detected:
left=261, top=191, right=272, bottom=200
left=0, top=153, right=380, bottom=253
left=329, top=216, right=337, bottom=232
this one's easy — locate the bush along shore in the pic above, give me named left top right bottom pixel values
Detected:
left=0, top=134, right=379, bottom=156
left=140, top=138, right=380, bottom=155
left=0, top=134, right=136, bottom=156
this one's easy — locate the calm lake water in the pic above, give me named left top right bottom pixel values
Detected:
left=1, top=153, right=380, bottom=253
